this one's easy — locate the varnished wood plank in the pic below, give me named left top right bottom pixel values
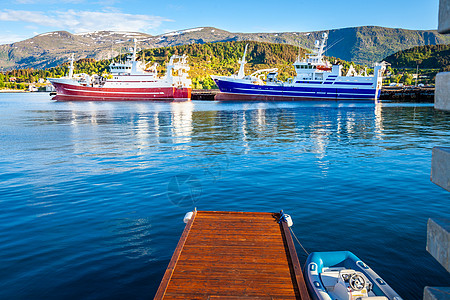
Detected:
left=280, top=220, right=311, bottom=300
left=153, top=210, right=197, bottom=300
left=155, top=211, right=311, bottom=299
left=198, top=211, right=276, bottom=216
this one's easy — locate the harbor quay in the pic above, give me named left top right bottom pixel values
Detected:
left=190, top=87, right=436, bottom=101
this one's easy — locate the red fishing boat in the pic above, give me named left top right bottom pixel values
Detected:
left=49, top=40, right=191, bottom=101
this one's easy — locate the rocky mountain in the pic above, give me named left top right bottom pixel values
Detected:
left=0, top=31, right=152, bottom=70
left=1, top=26, right=449, bottom=70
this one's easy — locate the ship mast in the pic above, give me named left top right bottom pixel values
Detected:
left=132, top=38, right=137, bottom=61
left=237, top=44, right=248, bottom=79
left=318, top=32, right=327, bottom=58
left=68, top=53, right=74, bottom=78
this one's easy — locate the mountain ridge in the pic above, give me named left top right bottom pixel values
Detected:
left=1, top=26, right=449, bottom=70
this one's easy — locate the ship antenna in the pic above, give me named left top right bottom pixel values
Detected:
left=132, top=38, right=137, bottom=61
left=237, top=43, right=248, bottom=79
left=319, top=32, right=327, bottom=58
left=324, top=37, right=344, bottom=52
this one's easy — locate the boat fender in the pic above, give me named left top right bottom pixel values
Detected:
left=279, top=210, right=294, bottom=227
left=285, top=214, right=293, bottom=227
left=183, top=211, right=194, bottom=224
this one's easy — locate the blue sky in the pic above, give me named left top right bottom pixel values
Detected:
left=0, top=0, right=440, bottom=44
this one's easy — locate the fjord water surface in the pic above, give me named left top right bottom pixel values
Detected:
left=0, top=93, right=449, bottom=299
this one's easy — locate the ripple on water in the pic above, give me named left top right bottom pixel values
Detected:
left=0, top=94, right=449, bottom=299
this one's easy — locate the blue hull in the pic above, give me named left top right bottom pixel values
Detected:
left=214, top=79, right=380, bottom=101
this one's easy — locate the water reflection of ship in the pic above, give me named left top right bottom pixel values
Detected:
left=212, top=103, right=382, bottom=174
left=171, top=102, right=194, bottom=149
left=48, top=102, right=387, bottom=162
left=47, top=103, right=195, bottom=165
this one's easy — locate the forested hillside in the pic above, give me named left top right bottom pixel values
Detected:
left=384, top=44, right=450, bottom=71
left=1, top=41, right=371, bottom=90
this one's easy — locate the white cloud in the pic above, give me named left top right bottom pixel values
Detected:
left=95, top=0, right=120, bottom=5
left=0, top=9, right=172, bottom=33
left=0, top=33, right=30, bottom=44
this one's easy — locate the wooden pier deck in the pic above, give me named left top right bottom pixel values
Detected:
left=154, top=211, right=310, bottom=300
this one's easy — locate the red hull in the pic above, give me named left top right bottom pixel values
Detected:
left=51, top=82, right=191, bottom=101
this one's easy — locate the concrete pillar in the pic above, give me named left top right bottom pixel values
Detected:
left=424, top=287, right=450, bottom=300
left=435, top=73, right=450, bottom=111
left=431, top=147, right=450, bottom=192
left=436, top=0, right=450, bottom=110
left=427, top=218, right=450, bottom=273
left=439, top=0, right=450, bottom=34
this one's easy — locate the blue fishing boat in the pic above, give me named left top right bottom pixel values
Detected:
left=305, top=251, right=403, bottom=300
left=211, top=33, right=388, bottom=102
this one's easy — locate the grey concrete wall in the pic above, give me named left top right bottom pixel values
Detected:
left=426, top=3, right=450, bottom=299
left=439, top=0, right=450, bottom=34
left=424, top=287, right=450, bottom=300
left=427, top=218, right=450, bottom=273
left=431, top=147, right=450, bottom=191
left=435, top=72, right=450, bottom=111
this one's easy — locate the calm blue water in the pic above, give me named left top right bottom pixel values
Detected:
left=0, top=93, right=449, bottom=299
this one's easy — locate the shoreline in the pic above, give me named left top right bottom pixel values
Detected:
left=191, top=88, right=435, bottom=102
left=0, top=88, right=435, bottom=102
left=0, top=89, right=29, bottom=93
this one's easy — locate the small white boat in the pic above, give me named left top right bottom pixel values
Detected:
left=305, top=251, right=403, bottom=300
